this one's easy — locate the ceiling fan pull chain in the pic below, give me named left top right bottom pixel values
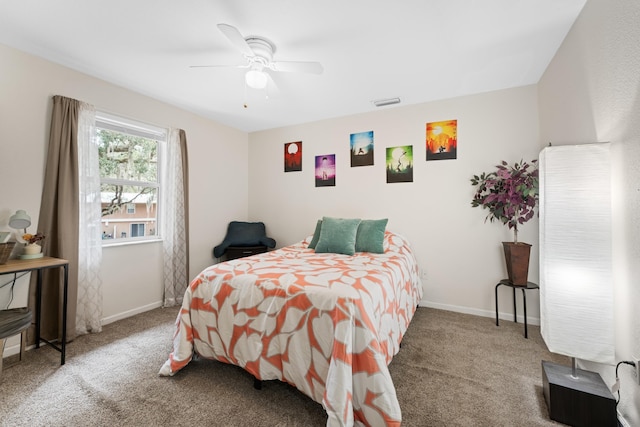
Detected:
left=243, top=79, right=248, bottom=108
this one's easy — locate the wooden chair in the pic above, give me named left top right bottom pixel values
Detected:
left=0, top=307, right=32, bottom=374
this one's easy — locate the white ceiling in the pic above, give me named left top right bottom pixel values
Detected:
left=0, top=0, right=586, bottom=133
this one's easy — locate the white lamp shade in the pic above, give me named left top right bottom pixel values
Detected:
left=539, top=143, right=614, bottom=364
left=8, top=209, right=31, bottom=230
left=245, top=69, right=268, bottom=89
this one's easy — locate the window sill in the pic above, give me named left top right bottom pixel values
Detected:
left=102, top=238, right=162, bottom=248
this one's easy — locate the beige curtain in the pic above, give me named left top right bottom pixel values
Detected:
left=161, top=129, right=190, bottom=306
left=29, top=95, right=81, bottom=343
left=76, top=103, right=103, bottom=335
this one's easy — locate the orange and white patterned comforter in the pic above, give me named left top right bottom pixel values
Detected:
left=159, top=231, right=423, bottom=426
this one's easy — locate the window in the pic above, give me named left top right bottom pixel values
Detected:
left=130, top=223, right=145, bottom=237
left=96, top=112, right=165, bottom=244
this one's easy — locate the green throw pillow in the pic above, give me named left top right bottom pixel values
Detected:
left=314, top=217, right=361, bottom=255
left=308, top=219, right=323, bottom=249
left=355, top=218, right=388, bottom=253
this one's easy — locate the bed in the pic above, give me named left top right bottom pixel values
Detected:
left=159, top=224, right=423, bottom=427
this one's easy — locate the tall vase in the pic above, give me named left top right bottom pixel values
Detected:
left=502, top=242, right=531, bottom=286
left=24, top=243, right=42, bottom=255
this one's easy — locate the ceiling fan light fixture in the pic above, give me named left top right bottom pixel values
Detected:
left=245, top=69, right=268, bottom=89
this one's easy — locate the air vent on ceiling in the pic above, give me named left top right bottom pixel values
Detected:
left=373, top=97, right=401, bottom=107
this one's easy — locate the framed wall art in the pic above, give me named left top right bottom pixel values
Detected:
left=386, top=145, right=413, bottom=183
left=284, top=141, right=302, bottom=172
left=315, top=154, right=336, bottom=187
left=350, top=130, right=374, bottom=167
left=426, top=119, right=457, bottom=160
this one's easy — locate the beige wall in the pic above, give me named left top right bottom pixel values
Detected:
left=0, top=43, right=248, bottom=328
left=1, top=40, right=545, bottom=338
left=538, top=0, right=640, bottom=424
left=248, top=85, right=542, bottom=320
left=1, top=38, right=546, bottom=357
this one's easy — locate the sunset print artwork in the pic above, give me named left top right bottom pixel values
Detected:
left=426, top=119, right=457, bottom=160
left=284, top=141, right=302, bottom=172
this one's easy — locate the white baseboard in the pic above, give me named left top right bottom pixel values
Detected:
left=419, top=299, right=540, bottom=326
left=101, top=301, right=163, bottom=326
left=2, top=301, right=164, bottom=359
left=2, top=340, right=30, bottom=358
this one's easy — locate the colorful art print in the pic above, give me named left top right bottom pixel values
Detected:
left=315, top=154, right=336, bottom=187
left=284, top=141, right=302, bottom=172
left=426, top=119, right=457, bottom=160
left=386, top=145, right=413, bottom=183
left=350, top=131, right=374, bottom=167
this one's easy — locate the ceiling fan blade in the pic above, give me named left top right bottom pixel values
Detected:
left=189, top=64, right=249, bottom=69
left=272, top=61, right=324, bottom=74
left=217, top=23, right=254, bottom=57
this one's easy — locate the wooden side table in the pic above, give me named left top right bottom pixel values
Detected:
left=494, top=279, right=539, bottom=338
left=0, top=256, right=69, bottom=365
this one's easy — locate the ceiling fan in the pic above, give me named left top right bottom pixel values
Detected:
left=191, top=23, right=323, bottom=90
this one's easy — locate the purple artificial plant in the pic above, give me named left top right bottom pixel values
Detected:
left=470, top=159, right=539, bottom=243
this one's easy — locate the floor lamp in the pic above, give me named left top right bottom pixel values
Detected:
left=539, top=143, right=617, bottom=427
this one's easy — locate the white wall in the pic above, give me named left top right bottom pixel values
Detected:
left=0, top=43, right=248, bottom=332
left=248, top=85, right=542, bottom=321
left=538, top=0, right=640, bottom=424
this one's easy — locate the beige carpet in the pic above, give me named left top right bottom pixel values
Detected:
left=0, top=306, right=568, bottom=426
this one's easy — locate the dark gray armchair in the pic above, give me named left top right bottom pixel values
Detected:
left=213, top=221, right=276, bottom=258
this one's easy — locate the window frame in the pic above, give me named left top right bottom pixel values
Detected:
left=96, top=112, right=166, bottom=246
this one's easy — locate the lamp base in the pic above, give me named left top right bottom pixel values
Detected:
left=542, top=360, right=617, bottom=427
